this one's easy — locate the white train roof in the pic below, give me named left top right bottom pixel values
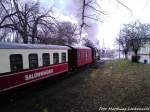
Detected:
left=70, top=46, right=91, bottom=49
left=0, top=42, right=70, bottom=49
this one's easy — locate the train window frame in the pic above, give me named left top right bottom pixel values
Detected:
left=10, top=54, right=23, bottom=72
left=42, top=53, right=50, bottom=66
left=61, top=52, right=66, bottom=63
left=29, top=54, right=38, bottom=69
left=53, top=53, right=59, bottom=64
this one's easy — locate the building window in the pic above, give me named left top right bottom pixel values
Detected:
left=10, top=54, right=23, bottom=72
left=61, top=53, right=66, bottom=63
left=53, top=53, right=59, bottom=64
left=144, top=59, right=147, bottom=64
left=29, top=54, right=38, bottom=69
left=43, top=53, right=50, bottom=66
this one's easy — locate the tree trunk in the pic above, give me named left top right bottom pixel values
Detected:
left=23, top=37, right=28, bottom=43
left=132, top=49, right=139, bottom=62
left=134, top=49, right=138, bottom=56
left=22, top=34, right=28, bottom=44
left=32, top=36, right=35, bottom=44
left=124, top=52, right=128, bottom=60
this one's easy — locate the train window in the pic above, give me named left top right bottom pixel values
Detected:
left=43, top=53, right=50, bottom=66
left=29, top=54, right=38, bottom=69
left=10, top=54, right=23, bottom=72
left=53, top=53, right=59, bottom=64
left=61, top=53, right=66, bottom=63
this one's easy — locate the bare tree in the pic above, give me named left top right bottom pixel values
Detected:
left=118, top=21, right=150, bottom=61
left=79, top=0, right=105, bottom=39
left=116, top=30, right=130, bottom=59
left=56, top=22, right=78, bottom=45
left=0, top=0, right=135, bottom=45
left=0, top=0, right=54, bottom=43
left=78, top=0, right=133, bottom=35
left=0, top=28, right=9, bottom=41
left=83, top=38, right=95, bottom=48
left=38, top=21, right=78, bottom=45
left=0, top=0, right=28, bottom=43
left=37, top=23, right=56, bottom=44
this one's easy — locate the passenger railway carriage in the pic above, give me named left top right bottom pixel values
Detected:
left=0, top=43, right=69, bottom=92
left=0, top=43, right=96, bottom=92
left=68, top=46, right=93, bottom=69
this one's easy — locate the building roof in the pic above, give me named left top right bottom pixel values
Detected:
left=0, top=42, right=70, bottom=49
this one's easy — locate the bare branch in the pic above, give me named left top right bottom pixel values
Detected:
left=143, top=0, right=149, bottom=9
left=86, top=4, right=106, bottom=15
left=0, top=12, right=18, bottom=26
left=116, top=0, right=132, bottom=15
left=84, top=15, right=102, bottom=22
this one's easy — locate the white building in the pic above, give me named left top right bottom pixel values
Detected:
left=128, top=41, right=150, bottom=64
left=138, top=42, right=150, bottom=64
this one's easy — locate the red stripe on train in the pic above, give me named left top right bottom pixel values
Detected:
left=0, top=63, right=68, bottom=92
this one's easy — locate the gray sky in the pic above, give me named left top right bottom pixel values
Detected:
left=38, top=0, right=150, bottom=49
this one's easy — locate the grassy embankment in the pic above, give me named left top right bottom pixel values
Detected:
left=91, top=59, right=150, bottom=107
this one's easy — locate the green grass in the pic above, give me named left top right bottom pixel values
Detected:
left=109, top=59, right=150, bottom=86
left=93, top=59, right=150, bottom=107
left=104, top=59, right=150, bottom=76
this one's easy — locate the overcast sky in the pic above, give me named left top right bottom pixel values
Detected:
left=38, top=0, right=150, bottom=49
left=98, top=0, right=150, bottom=49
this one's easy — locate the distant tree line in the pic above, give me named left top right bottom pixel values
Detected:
left=116, top=21, right=150, bottom=61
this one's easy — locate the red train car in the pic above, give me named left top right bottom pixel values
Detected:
left=68, top=46, right=93, bottom=69
left=0, top=43, right=69, bottom=92
left=0, top=43, right=95, bottom=93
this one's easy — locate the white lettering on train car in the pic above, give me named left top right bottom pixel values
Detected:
left=25, top=69, right=53, bottom=81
